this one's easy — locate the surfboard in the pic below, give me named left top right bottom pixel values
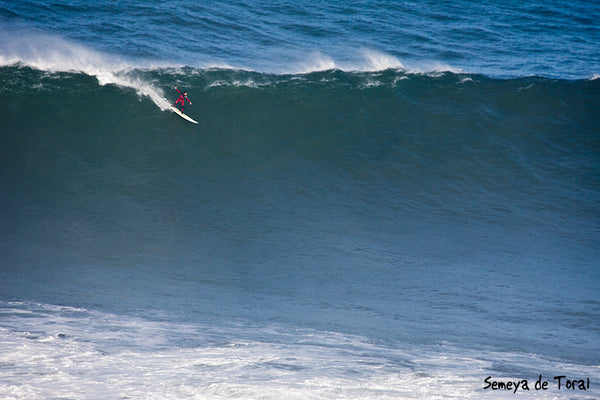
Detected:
left=170, top=106, right=198, bottom=124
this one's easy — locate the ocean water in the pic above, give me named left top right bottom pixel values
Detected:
left=1, top=1, right=599, bottom=399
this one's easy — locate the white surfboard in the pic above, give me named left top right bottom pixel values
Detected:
left=170, top=106, right=198, bottom=124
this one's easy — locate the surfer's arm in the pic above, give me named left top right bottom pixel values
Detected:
left=186, top=97, right=192, bottom=105
left=174, top=86, right=182, bottom=95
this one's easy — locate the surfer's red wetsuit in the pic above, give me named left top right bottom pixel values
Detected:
left=173, top=87, right=192, bottom=112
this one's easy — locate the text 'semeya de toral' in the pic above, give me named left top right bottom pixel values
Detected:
left=483, top=375, right=590, bottom=393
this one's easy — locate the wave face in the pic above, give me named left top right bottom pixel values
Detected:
left=2, top=65, right=599, bottom=318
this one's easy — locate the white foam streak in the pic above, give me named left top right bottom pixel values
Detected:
left=0, top=29, right=171, bottom=110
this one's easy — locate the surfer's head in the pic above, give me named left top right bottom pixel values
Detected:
left=184, top=92, right=188, bottom=95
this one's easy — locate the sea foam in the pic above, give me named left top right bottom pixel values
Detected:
left=2, top=301, right=597, bottom=400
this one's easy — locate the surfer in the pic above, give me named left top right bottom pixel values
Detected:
left=172, top=86, right=192, bottom=113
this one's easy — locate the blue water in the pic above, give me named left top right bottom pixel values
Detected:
left=1, top=1, right=599, bottom=399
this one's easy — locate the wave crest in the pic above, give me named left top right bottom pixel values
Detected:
left=0, top=28, right=172, bottom=110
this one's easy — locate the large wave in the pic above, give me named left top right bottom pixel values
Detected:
left=2, top=62, right=597, bottom=263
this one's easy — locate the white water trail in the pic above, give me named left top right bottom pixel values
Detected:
left=0, top=28, right=172, bottom=110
